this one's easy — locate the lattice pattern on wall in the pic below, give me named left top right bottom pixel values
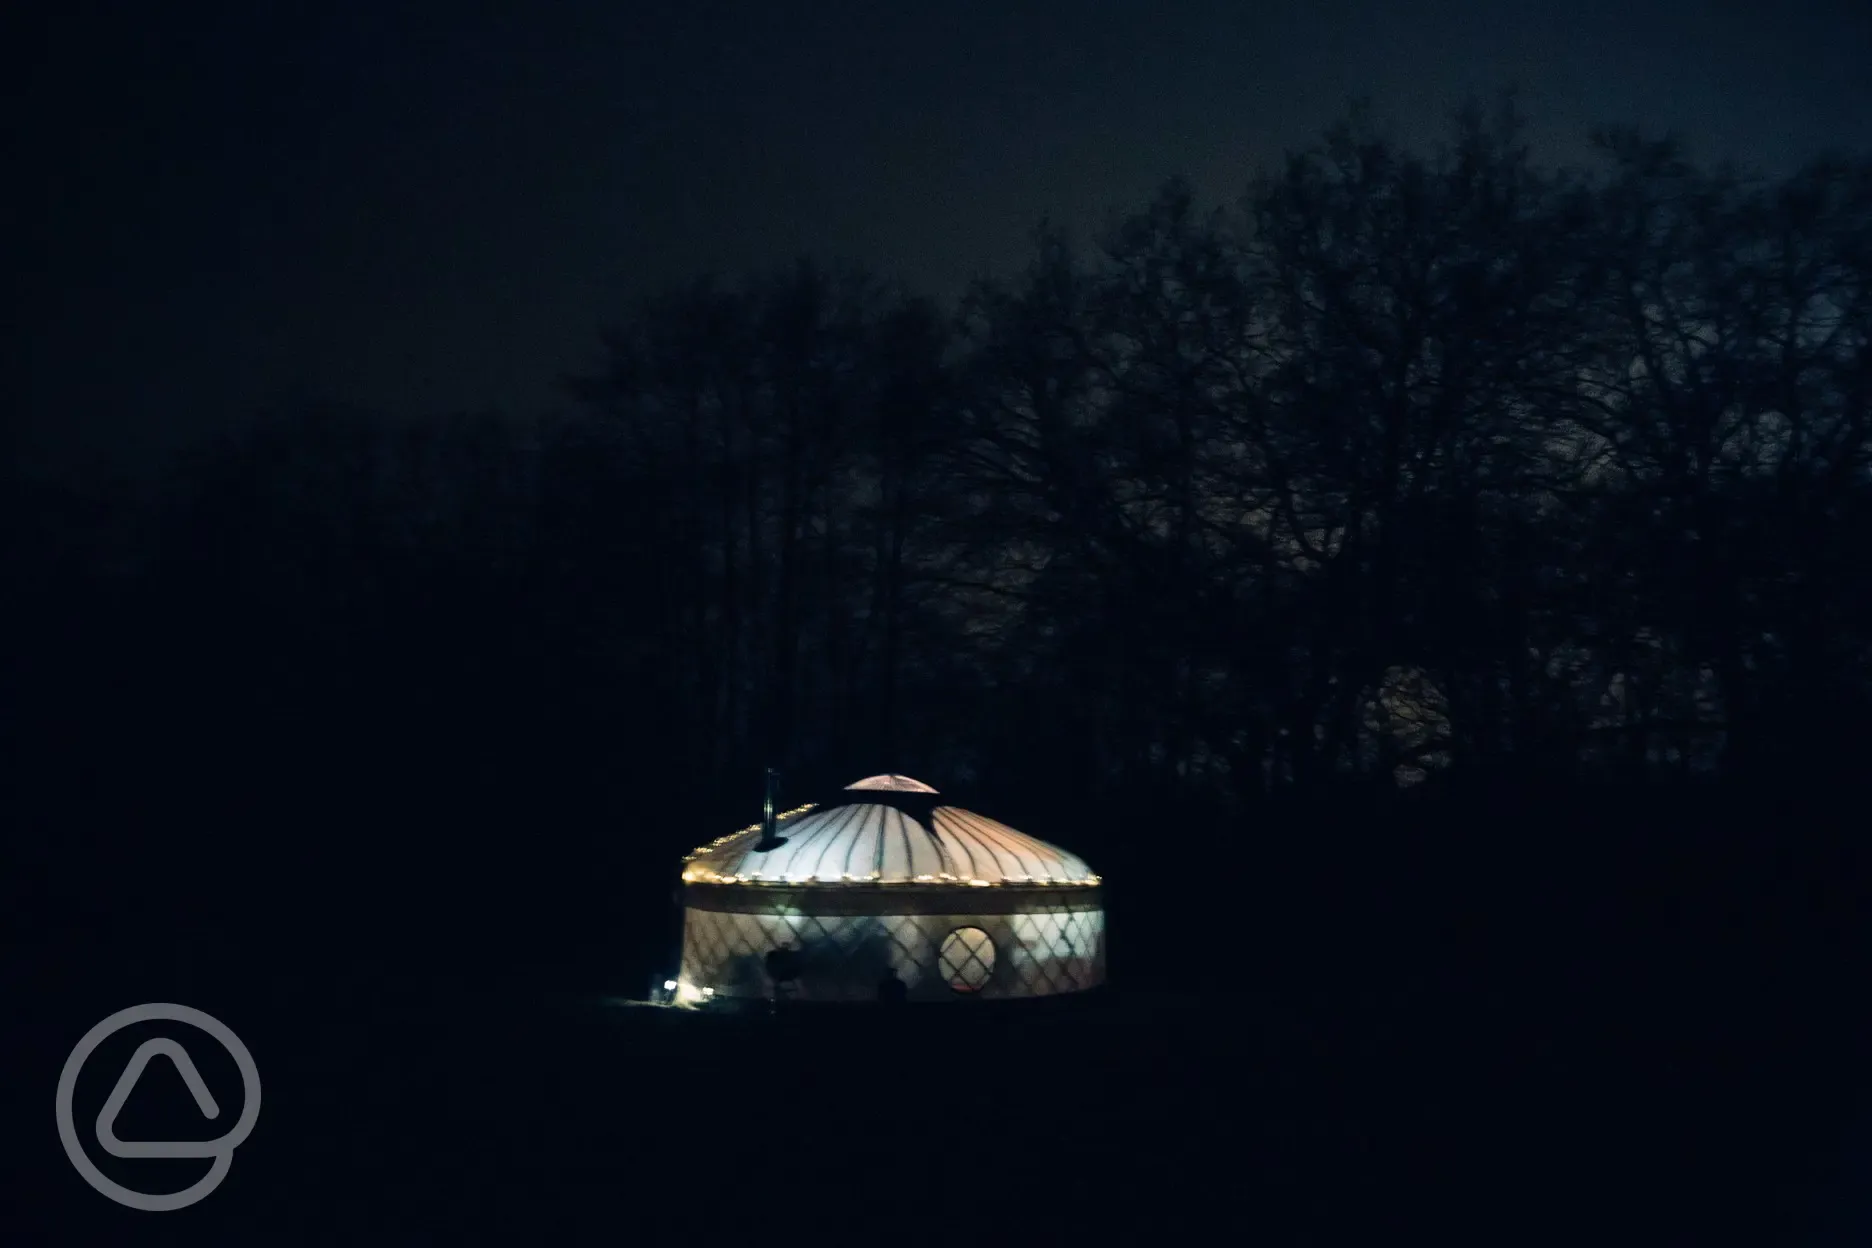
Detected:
left=678, top=903, right=1105, bottom=1002
left=1006, top=909, right=1104, bottom=996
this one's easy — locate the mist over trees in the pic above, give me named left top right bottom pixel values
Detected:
left=11, top=103, right=1871, bottom=990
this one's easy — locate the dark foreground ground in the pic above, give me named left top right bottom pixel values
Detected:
left=14, top=971, right=1872, bottom=1245
left=12, top=781, right=1870, bottom=1243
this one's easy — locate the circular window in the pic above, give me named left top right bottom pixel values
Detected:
left=938, top=926, right=996, bottom=993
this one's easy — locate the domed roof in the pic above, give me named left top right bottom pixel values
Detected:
left=844, top=774, right=938, bottom=793
left=681, top=776, right=1098, bottom=888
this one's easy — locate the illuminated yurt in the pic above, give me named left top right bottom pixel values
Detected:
left=673, top=775, right=1105, bottom=1004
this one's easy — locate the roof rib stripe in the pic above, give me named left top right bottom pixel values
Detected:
left=683, top=785, right=1097, bottom=887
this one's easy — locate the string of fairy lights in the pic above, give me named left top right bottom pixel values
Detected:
left=679, top=803, right=819, bottom=863
left=677, top=802, right=1102, bottom=889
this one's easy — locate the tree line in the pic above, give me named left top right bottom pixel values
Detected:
left=13, top=102, right=1872, bottom=848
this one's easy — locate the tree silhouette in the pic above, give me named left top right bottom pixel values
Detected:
left=10, top=99, right=1870, bottom=992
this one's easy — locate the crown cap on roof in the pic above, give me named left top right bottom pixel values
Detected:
left=845, top=774, right=938, bottom=793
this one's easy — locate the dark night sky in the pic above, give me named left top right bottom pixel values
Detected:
left=18, top=0, right=1872, bottom=478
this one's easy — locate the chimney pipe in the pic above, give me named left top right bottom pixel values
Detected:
left=755, top=767, right=785, bottom=851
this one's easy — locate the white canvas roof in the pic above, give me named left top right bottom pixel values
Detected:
left=682, top=777, right=1098, bottom=887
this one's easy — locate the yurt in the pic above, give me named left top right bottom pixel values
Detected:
left=672, top=774, right=1105, bottom=1004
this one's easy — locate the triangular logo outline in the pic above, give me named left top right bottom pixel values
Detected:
left=95, top=1038, right=224, bottom=1159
